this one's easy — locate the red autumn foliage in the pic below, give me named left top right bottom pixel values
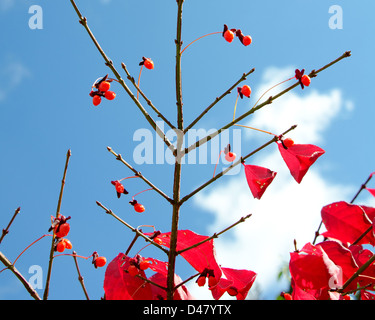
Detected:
left=320, top=201, right=375, bottom=246
left=277, top=142, right=325, bottom=183
left=242, top=162, right=277, bottom=199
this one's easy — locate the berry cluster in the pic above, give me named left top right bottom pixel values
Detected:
left=89, top=74, right=116, bottom=106
left=222, top=24, right=252, bottom=46
left=110, top=179, right=147, bottom=213
left=126, top=255, right=151, bottom=276
left=196, top=268, right=218, bottom=288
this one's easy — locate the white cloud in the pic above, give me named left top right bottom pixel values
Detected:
left=0, top=61, right=30, bottom=103
left=188, top=66, right=356, bottom=300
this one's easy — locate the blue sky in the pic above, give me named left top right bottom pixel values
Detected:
left=0, top=0, right=374, bottom=300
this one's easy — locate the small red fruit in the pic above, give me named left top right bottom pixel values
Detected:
left=301, top=74, right=311, bottom=87
left=139, top=260, right=150, bottom=271
left=105, top=91, right=116, bottom=100
left=56, top=241, right=66, bottom=253
left=98, top=81, right=111, bottom=92
left=128, top=265, right=139, bottom=276
left=144, top=58, right=154, bottom=70
left=93, top=95, right=101, bottom=106
left=154, top=237, right=163, bottom=245
left=208, top=275, right=218, bottom=287
left=196, top=276, right=206, bottom=287
left=223, top=30, right=235, bottom=43
left=134, top=203, right=145, bottom=213
left=55, top=223, right=70, bottom=238
left=95, top=256, right=107, bottom=268
left=242, top=35, right=252, bottom=46
left=283, top=138, right=294, bottom=148
left=63, top=239, right=73, bottom=250
left=241, top=84, right=251, bottom=98
left=225, top=152, right=236, bottom=162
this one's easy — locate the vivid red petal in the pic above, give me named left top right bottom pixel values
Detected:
left=220, top=267, right=257, bottom=300
left=148, top=272, right=194, bottom=300
left=316, top=240, right=358, bottom=285
left=210, top=278, right=233, bottom=300
left=103, top=253, right=153, bottom=300
left=242, top=163, right=277, bottom=199
left=289, top=243, right=341, bottom=291
left=321, top=201, right=375, bottom=246
left=277, top=142, right=325, bottom=183
left=145, top=257, right=169, bottom=276
left=366, top=188, right=375, bottom=198
left=145, top=230, right=222, bottom=284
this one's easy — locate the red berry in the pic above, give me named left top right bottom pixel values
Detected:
left=154, top=237, right=163, bottom=245
left=301, top=74, right=311, bottom=87
left=56, top=241, right=66, bottom=253
left=144, top=58, right=154, bottom=70
left=128, top=265, right=139, bottom=276
left=55, top=223, right=70, bottom=238
left=241, top=84, right=251, bottom=98
left=139, top=260, right=150, bottom=271
left=342, top=295, right=350, bottom=300
left=95, top=256, right=107, bottom=268
left=93, top=95, right=101, bottom=106
left=105, top=91, right=116, bottom=100
left=242, top=35, right=252, bottom=46
left=98, top=81, right=111, bottom=92
left=225, top=151, right=236, bottom=162
left=227, top=286, right=238, bottom=296
left=63, top=239, right=73, bottom=250
left=208, top=275, right=217, bottom=287
left=134, top=203, right=145, bottom=213
left=283, top=138, right=294, bottom=148
left=196, top=276, right=206, bottom=287
left=223, top=30, right=234, bottom=43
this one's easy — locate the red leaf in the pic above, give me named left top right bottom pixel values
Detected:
left=242, top=163, right=277, bottom=199
left=145, top=230, right=222, bottom=285
left=277, top=142, right=325, bottom=183
left=366, top=188, right=375, bottom=198
left=289, top=243, right=341, bottom=291
left=321, top=201, right=375, bottom=246
left=148, top=273, right=194, bottom=300
left=146, top=257, right=169, bottom=276
left=349, top=245, right=375, bottom=289
left=317, top=240, right=358, bottom=284
left=361, top=290, right=375, bottom=300
left=103, top=253, right=153, bottom=300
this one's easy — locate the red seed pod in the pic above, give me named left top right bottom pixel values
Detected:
left=242, top=35, right=252, bottom=46
left=105, top=91, right=116, bottom=100
left=95, top=256, right=107, bottom=268
left=227, top=286, right=238, bottom=296
left=196, top=276, right=206, bottom=287
left=282, top=137, right=294, bottom=148
left=92, top=95, right=102, bottom=106
left=301, top=74, right=311, bottom=87
left=240, top=84, right=252, bottom=98
left=98, top=81, right=111, bottom=92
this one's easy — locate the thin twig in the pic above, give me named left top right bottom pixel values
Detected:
left=184, top=68, right=255, bottom=133
left=107, top=146, right=173, bottom=204
left=72, top=251, right=90, bottom=300
left=96, top=201, right=169, bottom=255
left=182, top=51, right=351, bottom=156
left=43, top=149, right=71, bottom=300
left=0, top=251, right=41, bottom=300
left=177, top=214, right=252, bottom=255
left=0, top=207, right=21, bottom=245
left=180, top=125, right=297, bottom=204
left=121, top=63, right=176, bottom=130
left=69, top=0, right=176, bottom=156
left=174, top=271, right=200, bottom=291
